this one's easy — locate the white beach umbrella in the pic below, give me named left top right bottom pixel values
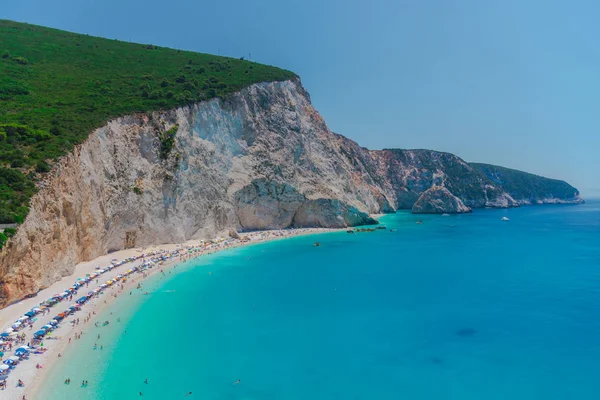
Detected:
left=8, top=356, right=19, bottom=361
left=4, top=329, right=13, bottom=334
left=0, top=365, right=8, bottom=371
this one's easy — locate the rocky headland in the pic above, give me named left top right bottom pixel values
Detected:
left=0, top=78, right=583, bottom=306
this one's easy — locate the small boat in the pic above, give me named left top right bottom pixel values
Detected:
left=501, top=217, right=510, bottom=221
left=442, top=213, right=450, bottom=217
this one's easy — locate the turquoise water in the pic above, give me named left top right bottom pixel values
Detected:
left=44, top=201, right=600, bottom=399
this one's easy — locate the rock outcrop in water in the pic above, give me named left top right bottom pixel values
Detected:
left=412, top=186, right=472, bottom=214
left=0, top=78, right=583, bottom=306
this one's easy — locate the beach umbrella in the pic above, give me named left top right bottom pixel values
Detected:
left=8, top=356, right=19, bottom=361
left=0, top=333, right=9, bottom=338
left=7, top=333, right=17, bottom=337
left=0, top=375, right=8, bottom=381
left=34, top=330, right=46, bottom=337
left=0, top=365, right=8, bottom=371
left=11, top=323, right=21, bottom=329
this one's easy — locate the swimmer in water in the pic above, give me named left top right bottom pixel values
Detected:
left=234, top=380, right=241, bottom=385
left=185, top=392, right=193, bottom=397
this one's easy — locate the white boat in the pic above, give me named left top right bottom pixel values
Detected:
left=442, top=213, right=450, bottom=217
left=501, top=217, right=510, bottom=221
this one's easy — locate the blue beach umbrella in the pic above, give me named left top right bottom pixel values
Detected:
left=0, top=333, right=8, bottom=338
left=34, top=330, right=46, bottom=337
left=0, top=374, right=8, bottom=380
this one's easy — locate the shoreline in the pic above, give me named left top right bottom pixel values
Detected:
left=0, top=227, right=339, bottom=400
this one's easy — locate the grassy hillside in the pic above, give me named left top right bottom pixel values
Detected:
left=470, top=163, right=580, bottom=201
left=0, top=20, right=296, bottom=234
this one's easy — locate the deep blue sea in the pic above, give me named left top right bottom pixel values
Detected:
left=44, top=200, right=600, bottom=399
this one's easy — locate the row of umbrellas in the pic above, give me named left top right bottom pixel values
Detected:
left=0, top=246, right=200, bottom=382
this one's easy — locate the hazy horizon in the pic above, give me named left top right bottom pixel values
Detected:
left=2, top=0, right=598, bottom=197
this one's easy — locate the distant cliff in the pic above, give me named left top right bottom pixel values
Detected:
left=470, top=163, right=583, bottom=205
left=0, top=78, right=583, bottom=306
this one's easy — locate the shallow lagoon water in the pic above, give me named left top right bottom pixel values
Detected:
left=44, top=201, right=600, bottom=399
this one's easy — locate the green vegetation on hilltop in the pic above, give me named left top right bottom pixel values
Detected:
left=470, top=163, right=580, bottom=200
left=0, top=20, right=296, bottom=227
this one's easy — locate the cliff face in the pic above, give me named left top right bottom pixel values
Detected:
left=0, top=78, right=583, bottom=306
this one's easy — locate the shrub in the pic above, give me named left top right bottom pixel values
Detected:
left=2, top=50, right=10, bottom=59
left=175, top=74, right=186, bottom=83
left=0, top=232, right=8, bottom=249
left=3, top=228, right=16, bottom=237
left=159, top=125, right=178, bottom=160
left=10, top=159, right=24, bottom=168
left=12, top=56, right=29, bottom=65
left=35, top=161, right=51, bottom=173
left=149, top=90, right=162, bottom=100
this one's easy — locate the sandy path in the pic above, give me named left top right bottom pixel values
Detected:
left=0, top=227, right=335, bottom=399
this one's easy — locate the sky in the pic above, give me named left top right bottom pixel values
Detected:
left=2, top=0, right=599, bottom=196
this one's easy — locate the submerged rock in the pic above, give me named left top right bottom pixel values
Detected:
left=412, top=186, right=472, bottom=214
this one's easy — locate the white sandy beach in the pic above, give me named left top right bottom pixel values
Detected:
left=0, top=227, right=336, bottom=400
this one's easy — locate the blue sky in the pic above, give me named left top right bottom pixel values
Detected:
left=3, top=0, right=598, bottom=196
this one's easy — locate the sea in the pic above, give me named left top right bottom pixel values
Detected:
left=43, top=200, right=600, bottom=400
